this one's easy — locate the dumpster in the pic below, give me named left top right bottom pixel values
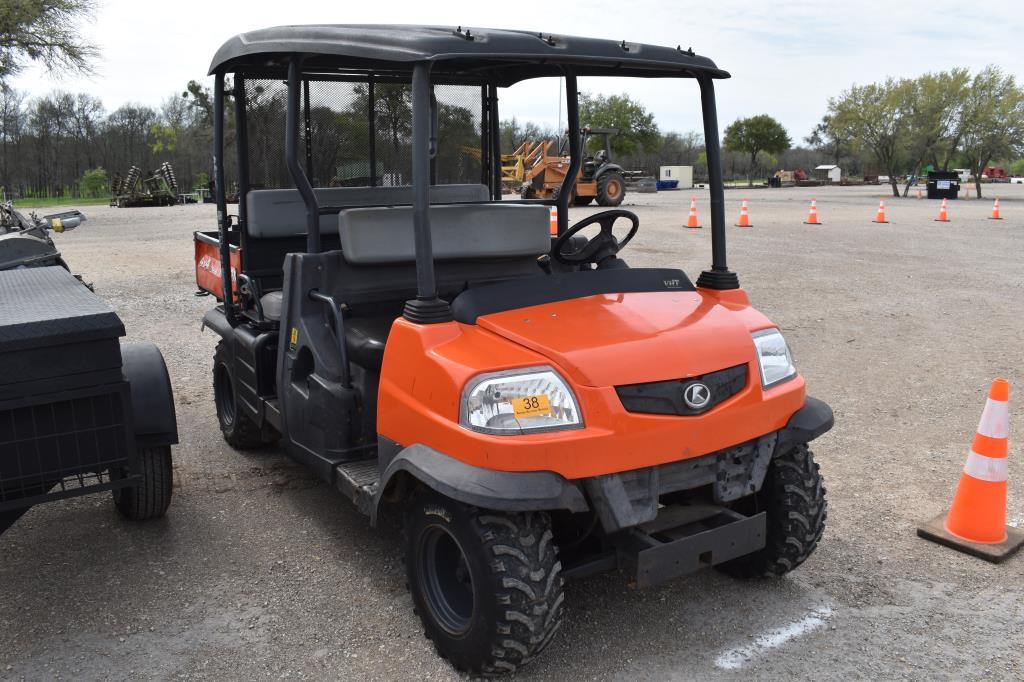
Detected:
left=927, top=171, right=960, bottom=200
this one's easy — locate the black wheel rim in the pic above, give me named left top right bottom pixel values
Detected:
left=215, top=364, right=235, bottom=427
left=418, top=524, right=475, bottom=635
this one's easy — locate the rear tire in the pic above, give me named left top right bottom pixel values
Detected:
left=405, top=491, right=564, bottom=676
left=213, top=341, right=263, bottom=449
left=717, top=444, right=826, bottom=578
left=113, top=445, right=173, bottom=521
left=596, top=171, right=625, bottom=206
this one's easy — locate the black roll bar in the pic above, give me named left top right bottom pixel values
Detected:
left=286, top=57, right=321, bottom=254
left=213, top=72, right=238, bottom=325
left=695, top=75, right=739, bottom=290
left=402, top=62, right=452, bottom=323
left=233, top=76, right=249, bottom=260
left=556, top=71, right=580, bottom=235
left=488, top=85, right=502, bottom=201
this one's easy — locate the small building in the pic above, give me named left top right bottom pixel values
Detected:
left=659, top=165, right=693, bottom=188
left=813, top=164, right=842, bottom=184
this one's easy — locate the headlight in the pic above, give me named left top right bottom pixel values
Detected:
left=752, top=328, right=797, bottom=388
left=460, top=366, right=583, bottom=435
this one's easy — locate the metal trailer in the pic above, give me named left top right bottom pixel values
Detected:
left=0, top=267, right=178, bottom=535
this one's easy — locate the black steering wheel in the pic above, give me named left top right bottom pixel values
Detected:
left=552, top=209, right=639, bottom=267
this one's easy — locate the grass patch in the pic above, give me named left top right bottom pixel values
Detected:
left=8, top=197, right=111, bottom=209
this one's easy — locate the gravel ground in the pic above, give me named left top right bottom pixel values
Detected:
left=2, top=184, right=1023, bottom=680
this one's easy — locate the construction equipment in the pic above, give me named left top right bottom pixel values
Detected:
left=520, top=126, right=627, bottom=206
left=196, top=25, right=833, bottom=675
left=110, top=162, right=179, bottom=207
left=0, top=200, right=87, bottom=271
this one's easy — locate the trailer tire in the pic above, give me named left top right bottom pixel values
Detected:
left=113, top=445, right=173, bottom=521
left=717, top=443, right=826, bottom=578
left=596, top=171, right=625, bottom=206
left=213, top=341, right=263, bottom=450
left=405, top=490, right=564, bottom=676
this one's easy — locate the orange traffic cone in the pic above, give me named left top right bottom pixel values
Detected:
left=735, top=199, right=752, bottom=227
left=872, top=198, right=889, bottom=224
left=685, top=197, right=702, bottom=229
left=989, top=197, right=1002, bottom=220
left=803, top=198, right=821, bottom=225
left=549, top=207, right=558, bottom=235
left=935, top=198, right=950, bottom=222
left=918, top=378, right=1024, bottom=562
left=917, top=189, right=924, bottom=200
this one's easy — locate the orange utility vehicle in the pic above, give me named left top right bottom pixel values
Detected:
left=196, top=25, right=832, bottom=676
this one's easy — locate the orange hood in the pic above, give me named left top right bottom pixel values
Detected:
left=475, top=290, right=773, bottom=387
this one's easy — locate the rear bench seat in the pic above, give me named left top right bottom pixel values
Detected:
left=246, top=184, right=490, bottom=238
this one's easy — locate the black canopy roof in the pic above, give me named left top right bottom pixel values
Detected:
left=208, top=25, right=728, bottom=85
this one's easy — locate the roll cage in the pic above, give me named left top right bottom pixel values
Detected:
left=208, top=25, right=738, bottom=327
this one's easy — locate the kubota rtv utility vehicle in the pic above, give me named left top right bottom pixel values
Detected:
left=196, top=25, right=833, bottom=676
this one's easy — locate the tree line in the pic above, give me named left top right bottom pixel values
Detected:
left=0, top=84, right=216, bottom=198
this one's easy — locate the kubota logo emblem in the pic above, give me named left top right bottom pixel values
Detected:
left=683, top=382, right=711, bottom=410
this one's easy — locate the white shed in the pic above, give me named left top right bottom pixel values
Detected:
left=813, top=165, right=842, bottom=183
left=660, top=165, right=693, bottom=188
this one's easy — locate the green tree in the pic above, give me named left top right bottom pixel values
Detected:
left=828, top=79, right=912, bottom=197
left=805, top=115, right=845, bottom=166
left=722, top=114, right=791, bottom=187
left=149, top=122, right=177, bottom=153
left=578, top=92, right=659, bottom=156
left=0, top=0, right=99, bottom=84
left=898, top=69, right=970, bottom=196
left=956, top=66, right=1024, bottom=199
left=79, top=166, right=105, bottom=197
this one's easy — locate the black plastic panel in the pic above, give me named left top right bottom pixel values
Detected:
left=615, top=363, right=748, bottom=416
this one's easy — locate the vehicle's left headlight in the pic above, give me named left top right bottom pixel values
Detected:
left=460, top=366, right=583, bottom=435
left=752, top=328, right=797, bottom=388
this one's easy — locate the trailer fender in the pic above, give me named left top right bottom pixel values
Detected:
left=121, top=342, right=179, bottom=448
left=372, top=443, right=588, bottom=525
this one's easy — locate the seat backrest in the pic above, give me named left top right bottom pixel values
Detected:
left=337, top=204, right=550, bottom=264
left=246, top=184, right=489, bottom=239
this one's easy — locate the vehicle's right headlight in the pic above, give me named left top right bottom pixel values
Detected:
left=459, top=366, right=583, bottom=435
left=752, top=328, right=797, bottom=388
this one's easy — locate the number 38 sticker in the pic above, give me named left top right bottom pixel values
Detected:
left=511, top=394, right=552, bottom=418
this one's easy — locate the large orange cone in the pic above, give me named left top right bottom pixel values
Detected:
left=872, top=198, right=889, bottom=224
left=989, top=197, right=1002, bottom=220
left=685, top=197, right=702, bottom=229
left=735, top=199, right=752, bottom=227
left=803, top=198, right=821, bottom=225
left=918, top=378, right=1024, bottom=562
left=934, top=197, right=950, bottom=222
left=549, top=207, right=558, bottom=235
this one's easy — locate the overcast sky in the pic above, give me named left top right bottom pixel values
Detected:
left=8, top=0, right=1024, bottom=142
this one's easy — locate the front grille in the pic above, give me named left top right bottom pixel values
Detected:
left=615, top=363, right=748, bottom=416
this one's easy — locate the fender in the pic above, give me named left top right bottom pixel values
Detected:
left=201, top=308, right=232, bottom=339
left=775, top=395, right=834, bottom=455
left=372, top=443, right=589, bottom=525
left=121, top=343, right=179, bottom=448
left=593, top=163, right=624, bottom=180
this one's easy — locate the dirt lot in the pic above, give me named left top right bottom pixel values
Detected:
left=2, top=184, right=1023, bottom=680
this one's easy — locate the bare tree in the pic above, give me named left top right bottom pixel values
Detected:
left=0, top=1, right=99, bottom=84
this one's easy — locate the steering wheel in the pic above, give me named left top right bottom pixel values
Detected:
left=552, top=209, right=639, bottom=267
